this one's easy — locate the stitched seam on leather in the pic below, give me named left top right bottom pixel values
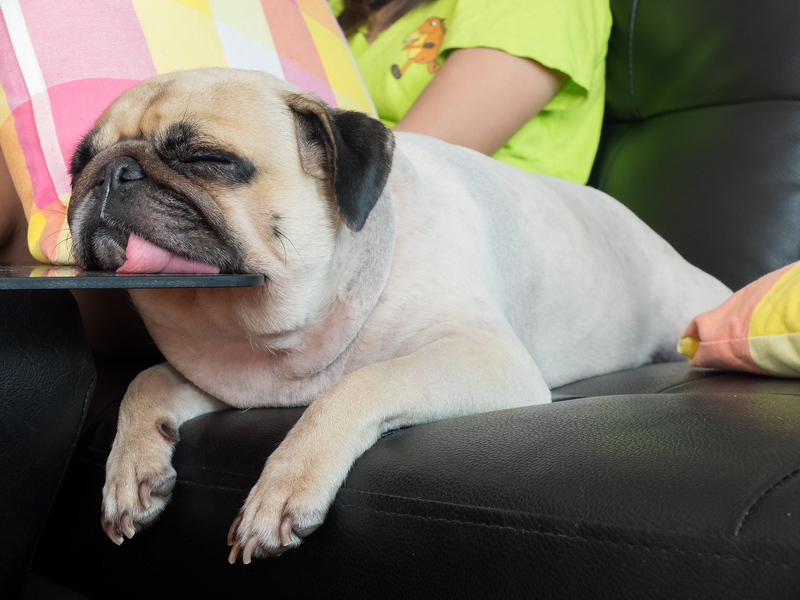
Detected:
left=658, top=371, right=742, bottom=394
left=604, top=98, right=800, bottom=128
left=662, top=384, right=800, bottom=397
left=176, top=479, right=249, bottom=494
left=73, top=373, right=95, bottom=456
left=736, top=468, right=800, bottom=537
left=339, top=487, right=739, bottom=542
left=58, top=369, right=95, bottom=480
left=628, top=0, right=641, bottom=119
left=336, top=502, right=796, bottom=569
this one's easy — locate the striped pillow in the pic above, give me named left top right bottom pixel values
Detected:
left=0, top=0, right=373, bottom=264
left=678, top=262, right=800, bottom=377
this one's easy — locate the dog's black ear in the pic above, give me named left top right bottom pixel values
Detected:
left=287, top=93, right=394, bottom=231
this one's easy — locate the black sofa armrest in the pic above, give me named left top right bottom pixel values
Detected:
left=0, top=290, right=95, bottom=598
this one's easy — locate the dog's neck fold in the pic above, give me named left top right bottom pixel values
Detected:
left=264, top=187, right=396, bottom=380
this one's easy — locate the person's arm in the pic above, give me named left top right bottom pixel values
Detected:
left=392, top=46, right=566, bottom=156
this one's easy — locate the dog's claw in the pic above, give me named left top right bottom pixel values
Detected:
left=280, top=515, right=295, bottom=547
left=228, top=540, right=242, bottom=564
left=121, top=514, right=136, bottom=539
left=242, top=537, right=259, bottom=565
left=227, top=514, right=242, bottom=546
left=138, top=482, right=152, bottom=511
left=227, top=514, right=297, bottom=561
left=101, top=515, right=124, bottom=545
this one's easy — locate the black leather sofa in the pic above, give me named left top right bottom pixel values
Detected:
left=9, top=0, right=800, bottom=597
left=0, top=291, right=94, bottom=599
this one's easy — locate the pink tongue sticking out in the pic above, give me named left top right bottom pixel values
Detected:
left=117, top=233, right=220, bottom=274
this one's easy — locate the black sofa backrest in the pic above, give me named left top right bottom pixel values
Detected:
left=589, top=0, right=800, bottom=291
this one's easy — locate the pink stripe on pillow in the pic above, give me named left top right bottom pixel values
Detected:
left=262, top=0, right=329, bottom=84
left=11, top=100, right=58, bottom=210
left=279, top=58, right=336, bottom=106
left=49, top=78, right=143, bottom=169
left=21, top=0, right=156, bottom=87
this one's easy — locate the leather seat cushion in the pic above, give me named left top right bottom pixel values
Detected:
left=34, top=361, right=800, bottom=599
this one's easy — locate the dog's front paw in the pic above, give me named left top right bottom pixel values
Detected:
left=101, top=419, right=180, bottom=545
left=227, top=444, right=337, bottom=563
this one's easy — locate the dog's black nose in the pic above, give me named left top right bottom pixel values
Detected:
left=98, top=157, right=146, bottom=221
left=102, top=156, right=145, bottom=190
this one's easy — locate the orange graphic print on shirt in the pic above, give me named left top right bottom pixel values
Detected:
left=391, top=17, right=446, bottom=79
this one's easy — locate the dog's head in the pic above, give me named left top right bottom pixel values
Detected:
left=67, top=68, right=394, bottom=275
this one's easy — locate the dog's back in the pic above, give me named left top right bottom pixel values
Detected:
left=378, top=133, right=732, bottom=388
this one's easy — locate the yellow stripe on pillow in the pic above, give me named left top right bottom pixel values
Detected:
left=747, top=262, right=800, bottom=376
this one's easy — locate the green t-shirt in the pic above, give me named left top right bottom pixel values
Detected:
left=329, top=0, right=611, bottom=184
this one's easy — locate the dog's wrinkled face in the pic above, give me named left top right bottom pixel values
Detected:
left=67, top=68, right=393, bottom=277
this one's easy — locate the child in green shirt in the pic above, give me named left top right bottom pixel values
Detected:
left=330, top=0, right=612, bottom=184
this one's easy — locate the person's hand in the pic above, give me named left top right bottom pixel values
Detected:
left=393, top=46, right=566, bottom=155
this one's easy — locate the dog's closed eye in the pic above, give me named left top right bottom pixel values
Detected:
left=177, top=154, right=232, bottom=164
left=155, top=122, right=256, bottom=185
left=164, top=150, right=256, bottom=185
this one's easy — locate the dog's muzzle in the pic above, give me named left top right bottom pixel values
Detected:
left=68, top=141, right=244, bottom=273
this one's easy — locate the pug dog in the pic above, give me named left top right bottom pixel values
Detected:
left=67, top=68, right=732, bottom=564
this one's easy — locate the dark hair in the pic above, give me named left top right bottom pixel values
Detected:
left=337, top=0, right=434, bottom=36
